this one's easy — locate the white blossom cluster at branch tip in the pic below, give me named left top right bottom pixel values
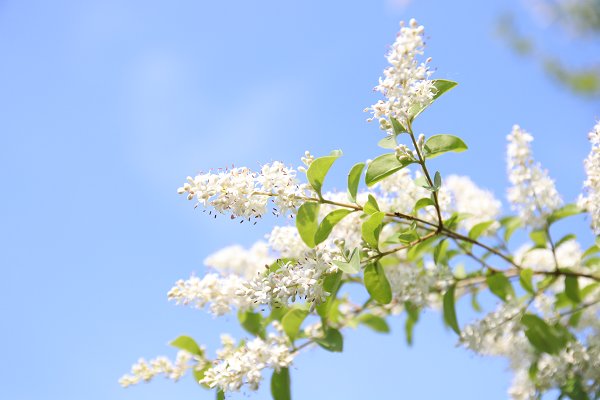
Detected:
left=578, top=121, right=600, bottom=234
left=168, top=273, right=254, bottom=316
left=204, top=241, right=273, bottom=280
left=119, top=350, right=199, bottom=387
left=201, top=322, right=294, bottom=392
left=507, top=125, right=562, bottom=228
left=177, top=161, right=309, bottom=220
left=366, top=18, right=435, bottom=132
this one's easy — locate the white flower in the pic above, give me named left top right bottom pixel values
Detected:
left=444, top=175, right=502, bottom=232
left=578, top=121, right=600, bottom=234
left=384, top=260, right=452, bottom=308
left=204, top=241, right=273, bottom=280
left=177, top=161, right=309, bottom=220
left=167, top=273, right=254, bottom=316
left=267, top=225, right=308, bottom=259
left=239, top=249, right=336, bottom=309
left=119, top=350, right=198, bottom=387
left=201, top=322, right=294, bottom=392
left=366, top=19, right=435, bottom=131
left=507, top=125, right=562, bottom=228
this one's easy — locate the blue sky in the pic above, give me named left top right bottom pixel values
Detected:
left=1, top=1, right=598, bottom=399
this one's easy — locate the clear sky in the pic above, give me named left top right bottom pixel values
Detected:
left=1, top=1, right=598, bottom=399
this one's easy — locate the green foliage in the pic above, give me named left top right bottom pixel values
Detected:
left=238, top=311, right=266, bottom=338
left=364, top=262, right=392, bottom=304
left=548, top=204, right=584, bottom=225
left=486, top=272, right=515, bottom=301
left=408, top=79, right=458, bottom=119
left=423, top=134, right=468, bottom=159
left=363, top=194, right=380, bottom=215
left=519, top=268, right=535, bottom=295
left=315, top=209, right=353, bottom=245
left=468, top=221, right=496, bottom=240
left=361, top=211, right=385, bottom=249
left=365, top=153, right=414, bottom=186
left=356, top=314, right=390, bottom=333
left=521, top=313, right=572, bottom=355
left=565, top=276, right=581, bottom=304
left=332, top=248, right=361, bottom=274
left=296, top=202, right=320, bottom=248
left=170, top=335, right=203, bottom=357
left=347, top=162, right=365, bottom=203
left=316, top=328, right=344, bottom=352
left=443, top=284, right=460, bottom=334
left=271, top=368, right=291, bottom=400
left=307, top=150, right=342, bottom=197
left=282, top=308, right=309, bottom=341
left=500, top=216, right=522, bottom=242
left=316, top=271, right=343, bottom=319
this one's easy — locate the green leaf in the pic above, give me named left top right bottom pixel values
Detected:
left=363, top=194, right=380, bottom=215
left=547, top=204, right=583, bottom=225
left=413, top=197, right=435, bottom=212
left=565, top=276, right=581, bottom=304
left=347, top=162, right=365, bottom=203
left=486, top=272, right=515, bottom=301
left=521, top=313, right=571, bottom=355
left=390, top=117, right=408, bottom=135
left=357, top=314, right=390, bottom=333
left=443, top=284, right=460, bottom=334
left=281, top=308, right=309, bottom=341
left=316, top=328, right=344, bottom=352
left=216, top=390, right=225, bottom=400
left=377, top=135, right=398, bottom=149
left=306, top=150, right=342, bottom=197
left=316, top=271, right=343, bottom=318
left=500, top=216, right=522, bottom=242
left=364, top=262, right=392, bottom=304
left=433, top=239, right=449, bottom=266
left=238, top=311, right=266, bottom=338
left=296, top=202, right=320, bottom=248
left=468, top=221, right=496, bottom=240
left=361, top=211, right=385, bottom=249
left=433, top=171, right=442, bottom=189
left=404, top=302, right=420, bottom=346
left=332, top=248, right=361, bottom=274
left=519, top=269, right=535, bottom=295
left=582, top=244, right=600, bottom=259
left=394, top=229, right=420, bottom=244
left=193, top=364, right=211, bottom=388
left=314, top=209, right=353, bottom=245
left=409, top=79, right=458, bottom=119
left=423, top=134, right=468, bottom=159
left=271, top=368, right=291, bottom=400
left=556, top=233, right=577, bottom=249
left=170, top=335, right=203, bottom=356
left=365, top=153, right=414, bottom=186
left=530, top=230, right=547, bottom=248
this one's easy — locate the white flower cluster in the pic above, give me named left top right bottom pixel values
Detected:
left=168, top=273, right=254, bottom=316
left=579, top=121, right=600, bottom=234
left=515, top=239, right=582, bottom=272
left=177, top=161, right=309, bottom=220
left=204, top=241, right=273, bottom=280
left=507, top=125, right=562, bottom=228
left=119, top=351, right=198, bottom=387
left=384, top=260, right=452, bottom=308
left=239, top=249, right=337, bottom=309
left=201, top=323, right=294, bottom=392
left=367, top=19, right=435, bottom=131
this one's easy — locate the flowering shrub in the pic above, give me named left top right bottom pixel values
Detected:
left=120, top=19, right=600, bottom=400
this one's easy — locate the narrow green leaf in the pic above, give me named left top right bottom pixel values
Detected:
left=468, top=221, right=496, bottom=240
left=281, top=308, right=309, bottom=341
left=361, top=211, right=385, bottom=249
left=357, top=314, right=390, bottom=333
left=409, top=79, right=458, bottom=119
left=238, top=311, right=265, bottom=338
left=565, top=276, right=581, bottom=304
left=433, top=171, right=442, bottom=188
left=306, top=150, right=342, bottom=196
left=390, top=117, right=408, bottom=134
left=316, top=271, right=343, bottom=318
left=314, top=209, right=353, bottom=245
left=423, top=134, right=468, bottom=159
left=170, top=336, right=203, bottom=356
left=216, top=390, right=225, bottom=400
left=316, top=328, right=343, bottom=352
left=433, top=239, right=449, bottom=266
left=271, top=368, right=291, bottom=400
left=443, top=284, right=460, bottom=334
left=556, top=233, right=577, bottom=249
left=365, top=153, right=414, bottom=186
left=364, top=262, right=392, bottom=304
left=363, top=194, right=380, bottom=215
left=519, top=269, right=535, bottom=295
left=347, top=162, right=365, bottom=203
left=521, top=313, right=570, bottom=355
left=296, top=202, right=320, bottom=248
left=500, top=216, right=522, bottom=242
left=582, top=244, right=600, bottom=259
left=547, top=204, right=583, bottom=225
left=332, top=248, right=361, bottom=274
left=486, top=272, right=515, bottom=301
left=404, top=302, right=420, bottom=346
